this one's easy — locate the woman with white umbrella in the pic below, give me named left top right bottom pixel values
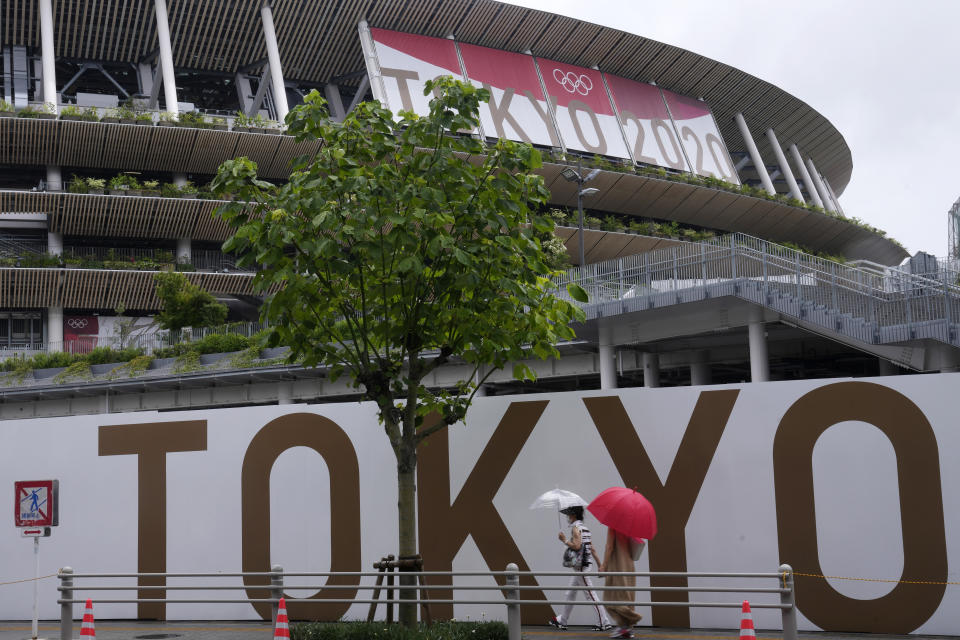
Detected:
left=548, top=505, right=613, bottom=631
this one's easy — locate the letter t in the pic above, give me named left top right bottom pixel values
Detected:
left=99, top=421, right=207, bottom=620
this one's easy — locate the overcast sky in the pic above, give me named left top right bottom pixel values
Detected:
left=505, top=0, right=960, bottom=258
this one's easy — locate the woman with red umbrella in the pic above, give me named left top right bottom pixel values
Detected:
left=589, top=487, right=657, bottom=640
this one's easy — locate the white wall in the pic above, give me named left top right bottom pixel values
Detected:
left=0, top=374, right=957, bottom=634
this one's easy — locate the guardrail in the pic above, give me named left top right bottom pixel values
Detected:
left=555, top=233, right=960, bottom=352
left=56, top=564, right=797, bottom=640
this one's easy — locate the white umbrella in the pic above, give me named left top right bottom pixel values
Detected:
left=529, top=488, right=588, bottom=511
left=530, top=488, right=588, bottom=530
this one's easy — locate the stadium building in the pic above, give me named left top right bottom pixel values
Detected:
left=1, top=2, right=959, bottom=636
left=0, top=0, right=954, bottom=414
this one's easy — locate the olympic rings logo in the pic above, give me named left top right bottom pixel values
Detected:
left=553, top=69, right=593, bottom=96
left=66, top=318, right=89, bottom=329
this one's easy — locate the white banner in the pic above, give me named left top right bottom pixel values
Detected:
left=368, top=28, right=465, bottom=117
left=457, top=42, right=560, bottom=148
left=662, top=88, right=740, bottom=183
left=364, top=27, right=740, bottom=182
left=1, top=374, right=956, bottom=634
left=534, top=59, right=630, bottom=159
left=604, top=73, right=685, bottom=170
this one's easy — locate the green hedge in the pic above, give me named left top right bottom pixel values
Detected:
left=0, top=347, right=146, bottom=372
left=291, top=621, right=508, bottom=640
left=153, top=332, right=255, bottom=358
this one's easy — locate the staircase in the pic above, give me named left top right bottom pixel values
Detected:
left=554, top=233, right=960, bottom=365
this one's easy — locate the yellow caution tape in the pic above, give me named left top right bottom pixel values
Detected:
left=0, top=573, right=58, bottom=586
left=791, top=571, right=960, bottom=586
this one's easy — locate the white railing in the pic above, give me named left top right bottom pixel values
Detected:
left=56, top=564, right=798, bottom=640
left=555, top=233, right=960, bottom=348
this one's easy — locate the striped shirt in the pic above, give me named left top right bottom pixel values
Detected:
left=570, top=520, right=592, bottom=568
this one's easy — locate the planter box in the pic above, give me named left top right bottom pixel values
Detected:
left=88, top=189, right=105, bottom=195
left=0, top=111, right=14, bottom=118
left=232, top=126, right=253, bottom=133
left=108, top=189, right=131, bottom=196
left=142, top=190, right=160, bottom=197
left=61, top=115, right=84, bottom=121
left=133, top=119, right=152, bottom=126
left=157, top=120, right=177, bottom=127
left=100, top=117, right=120, bottom=124
left=212, top=124, right=228, bottom=131
left=37, top=113, right=56, bottom=120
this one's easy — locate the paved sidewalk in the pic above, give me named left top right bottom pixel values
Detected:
left=0, top=622, right=954, bottom=640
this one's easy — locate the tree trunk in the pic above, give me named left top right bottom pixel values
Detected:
left=397, top=458, right=418, bottom=627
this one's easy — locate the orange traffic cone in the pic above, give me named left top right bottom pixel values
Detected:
left=739, top=600, right=755, bottom=640
left=80, top=599, right=96, bottom=640
left=273, top=597, right=290, bottom=640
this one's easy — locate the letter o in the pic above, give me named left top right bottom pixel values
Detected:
left=242, top=413, right=362, bottom=620
left=568, top=100, right=607, bottom=155
left=773, top=382, right=946, bottom=632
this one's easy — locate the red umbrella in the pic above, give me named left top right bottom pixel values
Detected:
left=587, top=487, right=657, bottom=540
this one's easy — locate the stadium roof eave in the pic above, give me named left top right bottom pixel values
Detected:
left=4, top=0, right=851, bottom=193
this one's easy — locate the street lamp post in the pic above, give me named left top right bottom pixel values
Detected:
left=561, top=158, right=601, bottom=266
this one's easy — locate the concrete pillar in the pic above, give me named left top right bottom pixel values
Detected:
left=276, top=382, right=293, bottom=404
left=324, top=84, right=346, bottom=121
left=472, top=366, right=489, bottom=397
left=642, top=352, right=660, bottom=388
left=822, top=177, right=845, bottom=216
left=38, top=0, right=57, bottom=113
left=260, top=1, right=289, bottom=122
left=877, top=358, right=899, bottom=376
left=789, top=144, right=824, bottom=208
left=748, top=308, right=769, bottom=382
left=154, top=0, right=179, bottom=115
left=176, top=237, right=191, bottom=264
left=39, top=0, right=63, bottom=196
left=47, top=232, right=63, bottom=257
left=48, top=306, right=63, bottom=352
left=598, top=324, right=618, bottom=390
left=734, top=113, right=775, bottom=195
left=137, top=62, right=155, bottom=97
left=235, top=73, right=254, bottom=114
left=805, top=158, right=836, bottom=213
left=689, top=351, right=711, bottom=386
left=766, top=129, right=803, bottom=202
left=45, top=165, right=62, bottom=192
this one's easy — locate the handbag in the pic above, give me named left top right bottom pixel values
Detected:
left=562, top=546, right=581, bottom=568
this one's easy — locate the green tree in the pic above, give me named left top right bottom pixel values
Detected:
left=153, top=271, right=228, bottom=336
left=211, top=77, right=586, bottom=625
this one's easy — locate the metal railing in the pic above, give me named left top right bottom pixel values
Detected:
left=56, top=564, right=797, bottom=640
left=62, top=247, right=244, bottom=272
left=0, top=236, right=47, bottom=258
left=554, top=233, right=960, bottom=352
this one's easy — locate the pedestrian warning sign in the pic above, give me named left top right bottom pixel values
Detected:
left=14, top=480, right=58, bottom=528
